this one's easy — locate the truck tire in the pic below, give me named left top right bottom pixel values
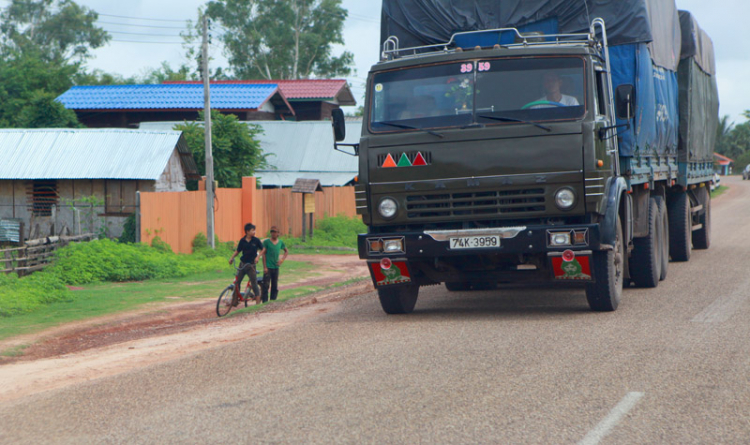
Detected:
left=693, top=186, right=711, bottom=250
left=378, top=285, right=419, bottom=314
left=668, top=190, right=691, bottom=262
left=630, top=198, right=661, bottom=288
left=445, top=282, right=471, bottom=292
left=585, top=215, right=624, bottom=312
left=654, top=196, right=669, bottom=281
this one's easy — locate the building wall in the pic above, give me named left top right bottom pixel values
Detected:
left=155, top=150, right=187, bottom=192
left=0, top=179, right=156, bottom=240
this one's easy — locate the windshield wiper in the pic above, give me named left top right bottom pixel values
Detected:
left=478, top=115, right=552, bottom=132
left=376, top=121, right=444, bottom=139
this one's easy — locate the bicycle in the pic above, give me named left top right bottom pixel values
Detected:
left=216, top=263, right=263, bottom=317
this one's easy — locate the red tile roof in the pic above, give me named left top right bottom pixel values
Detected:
left=164, top=79, right=356, bottom=105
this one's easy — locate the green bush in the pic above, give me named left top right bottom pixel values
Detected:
left=48, top=239, right=228, bottom=286
left=0, top=271, right=72, bottom=317
left=285, top=214, right=366, bottom=249
left=118, top=213, right=137, bottom=244
left=192, top=232, right=235, bottom=259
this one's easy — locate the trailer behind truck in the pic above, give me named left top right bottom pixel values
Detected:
left=331, top=0, right=719, bottom=314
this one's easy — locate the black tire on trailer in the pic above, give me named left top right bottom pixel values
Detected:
left=378, top=285, right=420, bottom=314
left=445, top=282, right=471, bottom=292
left=654, top=196, right=669, bottom=281
left=585, top=215, right=624, bottom=312
left=216, top=286, right=234, bottom=317
left=668, top=190, right=692, bottom=262
left=693, top=186, right=711, bottom=250
left=630, top=197, right=661, bottom=288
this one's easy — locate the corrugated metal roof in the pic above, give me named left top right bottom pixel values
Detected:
left=164, top=79, right=356, bottom=105
left=0, top=129, right=193, bottom=180
left=56, top=84, right=279, bottom=110
left=139, top=120, right=361, bottom=186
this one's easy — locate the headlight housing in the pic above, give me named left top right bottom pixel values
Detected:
left=554, top=188, right=576, bottom=210
left=378, top=197, right=398, bottom=219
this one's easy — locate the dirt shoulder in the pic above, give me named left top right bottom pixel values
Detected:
left=0, top=254, right=373, bottom=403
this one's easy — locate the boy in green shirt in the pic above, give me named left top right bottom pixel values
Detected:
left=261, top=226, right=288, bottom=302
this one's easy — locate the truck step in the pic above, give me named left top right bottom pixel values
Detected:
left=692, top=224, right=703, bottom=232
left=691, top=204, right=704, bottom=213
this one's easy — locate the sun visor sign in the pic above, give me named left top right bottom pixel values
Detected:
left=369, top=258, right=412, bottom=287
left=379, top=151, right=430, bottom=168
left=551, top=250, right=593, bottom=281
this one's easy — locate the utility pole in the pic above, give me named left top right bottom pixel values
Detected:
left=202, top=14, right=215, bottom=249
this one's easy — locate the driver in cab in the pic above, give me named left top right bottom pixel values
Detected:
left=533, top=72, right=579, bottom=108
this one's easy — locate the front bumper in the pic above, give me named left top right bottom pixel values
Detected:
left=359, top=224, right=604, bottom=287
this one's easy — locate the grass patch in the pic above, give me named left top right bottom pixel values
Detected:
left=277, top=214, right=365, bottom=251
left=1, top=344, right=30, bottom=357
left=0, top=260, right=316, bottom=341
left=711, top=185, right=728, bottom=198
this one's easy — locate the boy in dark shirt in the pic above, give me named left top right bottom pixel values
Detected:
left=229, top=223, right=266, bottom=306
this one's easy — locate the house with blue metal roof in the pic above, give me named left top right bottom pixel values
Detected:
left=56, top=84, right=295, bottom=129
left=0, top=129, right=199, bottom=240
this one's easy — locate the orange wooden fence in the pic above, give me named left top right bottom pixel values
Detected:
left=139, top=178, right=356, bottom=254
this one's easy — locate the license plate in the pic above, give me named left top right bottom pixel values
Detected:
left=449, top=236, right=501, bottom=249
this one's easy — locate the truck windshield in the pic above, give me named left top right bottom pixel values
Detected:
left=370, top=57, right=585, bottom=133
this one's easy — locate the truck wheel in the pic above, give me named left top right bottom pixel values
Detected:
left=445, top=282, right=471, bottom=292
left=655, top=196, right=669, bottom=281
left=630, top=198, right=661, bottom=288
left=585, top=215, right=624, bottom=312
left=378, top=285, right=419, bottom=314
left=668, top=190, right=691, bottom=262
left=693, top=186, right=711, bottom=250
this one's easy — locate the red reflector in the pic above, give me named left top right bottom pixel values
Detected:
left=380, top=258, right=393, bottom=270
left=562, top=250, right=575, bottom=262
left=412, top=152, right=428, bottom=166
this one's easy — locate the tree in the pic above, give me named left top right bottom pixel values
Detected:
left=175, top=111, right=268, bottom=189
left=715, top=115, right=734, bottom=156
left=206, top=0, right=354, bottom=79
left=15, top=90, right=82, bottom=128
left=0, top=50, right=81, bottom=127
left=0, top=0, right=109, bottom=63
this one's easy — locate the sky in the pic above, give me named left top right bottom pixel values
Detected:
left=2, top=0, right=747, bottom=123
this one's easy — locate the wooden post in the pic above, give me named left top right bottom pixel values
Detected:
left=301, top=200, right=306, bottom=242
left=309, top=213, right=314, bottom=239
left=135, top=191, right=141, bottom=243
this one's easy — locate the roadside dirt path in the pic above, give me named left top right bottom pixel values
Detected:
left=0, top=254, right=372, bottom=402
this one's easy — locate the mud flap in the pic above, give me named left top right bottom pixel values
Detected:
left=549, top=250, right=594, bottom=282
left=368, top=258, right=413, bottom=287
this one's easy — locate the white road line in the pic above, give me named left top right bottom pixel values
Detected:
left=578, top=392, right=644, bottom=445
left=692, top=276, right=750, bottom=323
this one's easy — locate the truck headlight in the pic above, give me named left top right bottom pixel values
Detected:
left=554, top=188, right=576, bottom=210
left=383, top=239, right=404, bottom=252
left=378, top=198, right=398, bottom=219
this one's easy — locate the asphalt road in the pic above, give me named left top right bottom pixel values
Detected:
left=2, top=177, right=750, bottom=444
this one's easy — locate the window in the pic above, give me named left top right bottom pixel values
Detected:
left=29, top=180, right=58, bottom=217
left=370, top=56, right=586, bottom=134
left=105, top=180, right=139, bottom=214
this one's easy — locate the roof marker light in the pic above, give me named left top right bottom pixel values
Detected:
left=397, top=153, right=412, bottom=167
left=412, top=152, right=428, bottom=166
left=382, top=154, right=397, bottom=168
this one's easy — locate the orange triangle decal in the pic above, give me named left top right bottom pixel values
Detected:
left=412, top=152, right=428, bottom=166
left=382, top=153, right=397, bottom=168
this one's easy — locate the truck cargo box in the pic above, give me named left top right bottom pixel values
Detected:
left=677, top=10, right=719, bottom=163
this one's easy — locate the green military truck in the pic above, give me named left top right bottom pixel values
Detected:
left=332, top=0, right=718, bottom=314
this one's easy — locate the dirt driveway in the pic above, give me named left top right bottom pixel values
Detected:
left=0, top=254, right=373, bottom=402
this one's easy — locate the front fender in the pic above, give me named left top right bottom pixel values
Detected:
left=600, top=177, right=631, bottom=247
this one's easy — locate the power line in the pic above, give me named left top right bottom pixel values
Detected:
left=105, top=30, right=183, bottom=38
left=97, top=12, right=187, bottom=23
left=97, top=20, right=188, bottom=30
left=111, top=39, right=184, bottom=45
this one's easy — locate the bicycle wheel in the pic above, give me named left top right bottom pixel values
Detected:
left=216, top=286, right=234, bottom=317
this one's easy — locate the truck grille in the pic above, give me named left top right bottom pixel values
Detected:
left=406, top=188, right=546, bottom=220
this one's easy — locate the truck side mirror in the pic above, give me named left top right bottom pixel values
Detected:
left=331, top=108, right=346, bottom=142
left=615, top=84, right=636, bottom=120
